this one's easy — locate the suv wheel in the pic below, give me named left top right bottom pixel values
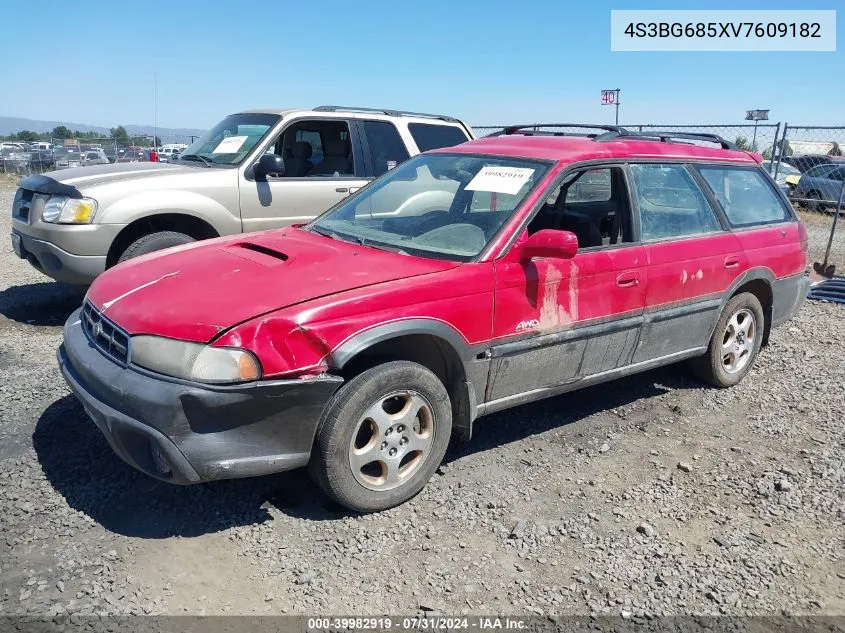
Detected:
left=117, top=231, right=195, bottom=264
left=688, top=292, right=764, bottom=388
left=310, top=361, right=452, bottom=512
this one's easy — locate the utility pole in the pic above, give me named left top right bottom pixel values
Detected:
left=153, top=74, right=158, bottom=151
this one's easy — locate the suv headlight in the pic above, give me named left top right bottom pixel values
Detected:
left=42, top=196, right=98, bottom=224
left=130, top=335, right=261, bottom=384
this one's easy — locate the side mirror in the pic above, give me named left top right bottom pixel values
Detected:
left=254, top=153, right=285, bottom=179
left=518, top=229, right=578, bottom=261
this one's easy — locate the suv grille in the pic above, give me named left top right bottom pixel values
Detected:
left=12, top=188, right=33, bottom=223
left=81, top=301, right=130, bottom=365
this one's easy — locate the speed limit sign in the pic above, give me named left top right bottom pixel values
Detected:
left=601, top=90, right=616, bottom=105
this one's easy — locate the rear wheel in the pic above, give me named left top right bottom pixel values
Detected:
left=117, top=231, right=195, bottom=264
left=688, top=292, right=764, bottom=388
left=310, top=361, right=452, bottom=512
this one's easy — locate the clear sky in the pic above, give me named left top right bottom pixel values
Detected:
left=0, top=0, right=841, bottom=130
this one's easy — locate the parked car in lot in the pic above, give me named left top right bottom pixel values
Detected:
left=116, top=147, right=156, bottom=163
left=54, top=147, right=83, bottom=169
left=762, top=160, right=800, bottom=195
left=11, top=105, right=473, bottom=284
left=57, top=124, right=810, bottom=511
left=81, top=149, right=110, bottom=166
left=2, top=148, right=54, bottom=173
left=157, top=144, right=188, bottom=162
left=792, top=164, right=845, bottom=210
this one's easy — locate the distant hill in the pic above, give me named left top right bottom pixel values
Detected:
left=0, top=116, right=206, bottom=143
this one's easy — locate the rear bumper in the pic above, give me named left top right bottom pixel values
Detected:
left=772, top=271, right=811, bottom=327
left=58, top=308, right=343, bottom=484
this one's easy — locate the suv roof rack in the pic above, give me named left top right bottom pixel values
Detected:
left=313, top=105, right=459, bottom=123
left=594, top=130, right=738, bottom=150
left=487, top=123, right=629, bottom=137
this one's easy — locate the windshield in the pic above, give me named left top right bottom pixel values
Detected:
left=309, top=153, right=551, bottom=261
left=179, top=113, right=279, bottom=166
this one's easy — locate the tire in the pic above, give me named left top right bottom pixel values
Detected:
left=310, top=360, right=452, bottom=512
left=806, top=191, right=827, bottom=212
left=688, top=292, right=765, bottom=388
left=117, top=231, right=195, bottom=264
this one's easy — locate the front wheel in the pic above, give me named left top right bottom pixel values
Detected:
left=310, top=361, right=452, bottom=512
left=117, top=231, right=195, bottom=264
left=688, top=292, right=765, bottom=388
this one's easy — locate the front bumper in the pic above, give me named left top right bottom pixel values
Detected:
left=58, top=308, right=343, bottom=484
left=12, top=230, right=107, bottom=285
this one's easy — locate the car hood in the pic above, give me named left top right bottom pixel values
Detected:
left=35, top=161, right=203, bottom=191
left=85, top=227, right=459, bottom=342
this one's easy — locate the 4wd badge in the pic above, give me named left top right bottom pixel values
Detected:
left=515, top=319, right=540, bottom=332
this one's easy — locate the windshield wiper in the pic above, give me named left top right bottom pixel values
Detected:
left=309, top=226, right=348, bottom=242
left=178, top=154, right=213, bottom=167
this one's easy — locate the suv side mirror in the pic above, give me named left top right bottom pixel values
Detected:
left=518, top=229, right=578, bottom=260
left=254, top=153, right=285, bottom=179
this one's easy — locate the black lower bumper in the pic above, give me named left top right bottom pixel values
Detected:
left=58, top=308, right=343, bottom=484
left=772, top=272, right=812, bottom=327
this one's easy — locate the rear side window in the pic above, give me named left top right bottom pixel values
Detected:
left=362, top=121, right=409, bottom=177
left=698, top=166, right=789, bottom=226
left=629, top=164, right=721, bottom=241
left=408, top=123, right=470, bottom=152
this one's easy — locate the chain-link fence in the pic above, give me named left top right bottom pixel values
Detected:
left=1, top=133, right=200, bottom=175
left=772, top=124, right=845, bottom=215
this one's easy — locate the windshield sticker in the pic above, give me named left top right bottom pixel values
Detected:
left=212, top=135, right=248, bottom=154
left=466, top=166, right=535, bottom=195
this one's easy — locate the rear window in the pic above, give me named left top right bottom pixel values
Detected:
left=697, top=166, right=789, bottom=227
left=408, top=123, right=469, bottom=152
left=362, top=120, right=410, bottom=176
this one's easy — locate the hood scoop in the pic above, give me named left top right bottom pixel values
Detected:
left=225, top=242, right=289, bottom=266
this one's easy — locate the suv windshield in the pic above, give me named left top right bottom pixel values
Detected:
left=179, top=113, right=279, bottom=166
left=309, top=153, right=551, bottom=261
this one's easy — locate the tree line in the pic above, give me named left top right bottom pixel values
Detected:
left=2, top=125, right=159, bottom=146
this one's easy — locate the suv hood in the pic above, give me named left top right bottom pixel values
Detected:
left=86, top=227, right=459, bottom=342
left=32, top=162, right=202, bottom=192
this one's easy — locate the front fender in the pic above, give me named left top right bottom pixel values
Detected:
left=96, top=189, right=241, bottom=235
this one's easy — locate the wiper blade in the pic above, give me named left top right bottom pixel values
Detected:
left=178, top=154, right=213, bottom=167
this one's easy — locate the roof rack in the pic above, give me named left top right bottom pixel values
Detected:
left=594, top=130, right=737, bottom=150
left=313, top=105, right=459, bottom=123
left=487, top=123, right=629, bottom=137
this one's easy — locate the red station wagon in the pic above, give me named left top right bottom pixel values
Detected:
left=58, top=124, right=810, bottom=511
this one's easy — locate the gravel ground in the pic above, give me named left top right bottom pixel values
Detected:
left=0, top=175, right=842, bottom=620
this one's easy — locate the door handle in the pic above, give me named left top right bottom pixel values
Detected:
left=616, top=272, right=639, bottom=288
left=724, top=256, right=740, bottom=269
left=335, top=187, right=349, bottom=193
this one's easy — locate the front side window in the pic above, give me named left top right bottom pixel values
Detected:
left=629, top=164, right=721, bottom=240
left=362, top=120, right=410, bottom=176
left=309, top=153, right=551, bottom=261
left=266, top=119, right=356, bottom=178
left=179, top=113, right=279, bottom=166
left=527, top=166, right=633, bottom=249
left=698, top=166, right=789, bottom=226
left=408, top=123, right=470, bottom=153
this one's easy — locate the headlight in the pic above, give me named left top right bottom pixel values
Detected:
left=42, top=196, right=98, bottom=224
left=130, top=335, right=261, bottom=384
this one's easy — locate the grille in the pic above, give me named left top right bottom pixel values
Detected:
left=81, top=301, right=130, bottom=365
left=12, top=188, right=33, bottom=223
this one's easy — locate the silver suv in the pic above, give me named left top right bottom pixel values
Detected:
left=10, top=106, right=473, bottom=285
